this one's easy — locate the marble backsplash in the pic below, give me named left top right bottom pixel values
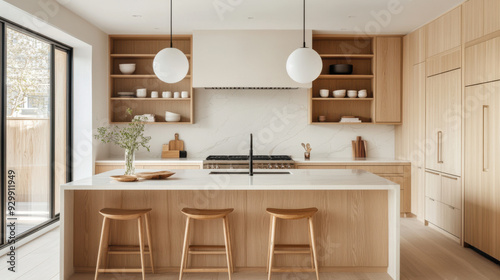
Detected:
left=105, top=89, right=395, bottom=159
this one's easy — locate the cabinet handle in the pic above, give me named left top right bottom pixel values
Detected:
left=448, top=205, right=455, bottom=210
left=437, top=131, right=444, bottom=164
left=483, top=105, right=489, bottom=172
left=429, top=198, right=435, bottom=202
left=442, top=175, right=458, bottom=181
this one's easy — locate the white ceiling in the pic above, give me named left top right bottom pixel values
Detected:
left=57, top=0, right=464, bottom=35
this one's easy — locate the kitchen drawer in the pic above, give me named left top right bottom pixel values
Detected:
left=296, top=165, right=346, bottom=170
left=441, top=174, right=461, bottom=209
left=425, top=196, right=439, bottom=225
left=439, top=202, right=461, bottom=237
left=142, top=164, right=201, bottom=170
left=425, top=170, right=442, bottom=201
left=345, top=165, right=404, bottom=175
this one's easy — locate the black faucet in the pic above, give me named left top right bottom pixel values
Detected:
left=249, top=133, right=253, bottom=176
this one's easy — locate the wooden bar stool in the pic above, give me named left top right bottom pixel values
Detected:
left=94, top=208, right=154, bottom=280
left=179, top=208, right=234, bottom=280
left=266, top=207, right=319, bottom=280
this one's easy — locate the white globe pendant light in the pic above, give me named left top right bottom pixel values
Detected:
left=153, top=0, right=189, bottom=83
left=286, top=0, right=322, bottom=84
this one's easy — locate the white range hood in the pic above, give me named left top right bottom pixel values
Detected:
left=193, top=30, right=313, bottom=89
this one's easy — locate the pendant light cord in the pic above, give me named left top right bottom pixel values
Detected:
left=303, top=0, right=306, bottom=48
left=170, top=0, right=173, bottom=48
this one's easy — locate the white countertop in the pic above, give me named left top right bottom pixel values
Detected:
left=95, top=156, right=410, bottom=165
left=62, top=169, right=399, bottom=191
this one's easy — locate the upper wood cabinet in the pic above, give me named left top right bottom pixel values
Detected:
left=463, top=0, right=484, bottom=43
left=409, top=28, right=426, bottom=65
left=465, top=35, right=500, bottom=86
left=425, top=69, right=462, bottom=176
left=375, top=36, right=402, bottom=123
left=463, top=0, right=500, bottom=43
left=426, top=6, right=461, bottom=58
left=464, top=81, right=500, bottom=260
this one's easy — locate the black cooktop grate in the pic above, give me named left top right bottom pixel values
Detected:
left=205, top=155, right=293, bottom=161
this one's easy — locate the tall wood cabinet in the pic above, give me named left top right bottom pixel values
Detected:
left=464, top=81, right=500, bottom=260
left=425, top=69, right=462, bottom=176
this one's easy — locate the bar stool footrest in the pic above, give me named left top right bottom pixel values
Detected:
left=98, top=268, right=145, bottom=273
left=107, top=245, right=151, bottom=255
left=183, top=267, right=230, bottom=273
left=272, top=267, right=317, bottom=273
left=188, top=245, right=227, bottom=255
left=274, top=244, right=311, bottom=254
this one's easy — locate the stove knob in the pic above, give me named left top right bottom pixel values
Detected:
left=275, top=164, right=279, bottom=169
left=281, top=164, right=285, bottom=169
left=268, top=163, right=272, bottom=169
left=229, top=164, right=233, bottom=169
left=286, top=164, right=291, bottom=169
left=215, top=164, right=219, bottom=169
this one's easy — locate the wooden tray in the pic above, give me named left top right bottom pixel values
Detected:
left=110, top=175, right=138, bottom=182
left=136, top=171, right=175, bottom=180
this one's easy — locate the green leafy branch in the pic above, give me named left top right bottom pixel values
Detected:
left=94, top=108, right=151, bottom=153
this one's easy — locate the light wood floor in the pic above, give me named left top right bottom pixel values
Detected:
left=1, top=218, right=500, bottom=280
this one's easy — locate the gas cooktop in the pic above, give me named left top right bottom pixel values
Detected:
left=205, top=155, right=293, bottom=161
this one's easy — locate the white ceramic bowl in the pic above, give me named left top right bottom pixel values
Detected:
left=347, top=90, right=358, bottom=98
left=358, top=89, right=368, bottom=98
left=136, top=88, right=147, bottom=98
left=333, top=89, right=346, bottom=98
left=119, top=64, right=136, bottom=74
left=165, top=111, right=181, bottom=122
left=319, top=89, right=329, bottom=98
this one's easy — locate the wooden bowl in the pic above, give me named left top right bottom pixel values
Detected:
left=136, top=171, right=175, bottom=180
left=110, top=175, right=138, bottom=182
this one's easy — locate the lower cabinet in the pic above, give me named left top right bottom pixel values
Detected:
left=297, top=163, right=411, bottom=214
left=425, top=170, right=461, bottom=238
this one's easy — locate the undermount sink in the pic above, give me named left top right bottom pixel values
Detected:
left=209, top=171, right=292, bottom=175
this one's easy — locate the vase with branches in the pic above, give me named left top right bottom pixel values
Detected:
left=94, top=108, right=151, bottom=175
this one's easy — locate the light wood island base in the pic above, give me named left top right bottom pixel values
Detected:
left=61, top=169, right=400, bottom=280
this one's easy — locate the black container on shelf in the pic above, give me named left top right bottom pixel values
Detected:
left=329, top=64, right=353, bottom=75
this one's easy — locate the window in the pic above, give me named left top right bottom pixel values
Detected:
left=0, top=19, right=72, bottom=247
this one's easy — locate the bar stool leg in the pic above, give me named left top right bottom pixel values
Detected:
left=137, top=216, right=146, bottom=280
left=308, top=217, right=320, bottom=280
left=94, top=217, right=109, bottom=280
left=308, top=222, right=314, bottom=269
left=224, top=216, right=234, bottom=273
left=179, top=217, right=191, bottom=280
left=222, top=217, right=233, bottom=280
left=266, top=217, right=272, bottom=274
left=144, top=212, right=155, bottom=273
left=268, top=216, right=277, bottom=280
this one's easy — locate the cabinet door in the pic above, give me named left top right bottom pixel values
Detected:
left=426, top=7, right=461, bottom=58
left=464, top=83, right=499, bottom=258
left=439, top=201, right=462, bottom=237
left=425, top=196, right=439, bottom=225
left=465, top=36, right=500, bottom=86
left=441, top=174, right=461, bottom=209
left=95, top=165, right=124, bottom=174
left=484, top=0, right=500, bottom=35
left=425, top=70, right=461, bottom=175
left=425, top=170, right=442, bottom=201
left=463, top=0, right=484, bottom=43
left=375, top=37, right=402, bottom=123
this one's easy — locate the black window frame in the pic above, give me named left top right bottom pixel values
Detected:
left=0, top=17, right=73, bottom=249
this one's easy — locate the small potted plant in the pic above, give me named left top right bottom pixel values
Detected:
left=94, top=108, right=151, bottom=175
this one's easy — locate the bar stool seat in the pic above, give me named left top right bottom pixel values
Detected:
left=181, top=208, right=234, bottom=219
left=266, top=207, right=318, bottom=220
left=100, top=208, right=152, bottom=220
left=95, top=208, right=154, bottom=280
left=267, top=207, right=320, bottom=280
left=179, top=208, right=234, bottom=280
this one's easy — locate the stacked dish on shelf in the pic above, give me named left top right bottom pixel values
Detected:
left=319, top=89, right=369, bottom=98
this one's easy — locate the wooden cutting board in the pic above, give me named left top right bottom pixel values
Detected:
left=168, top=133, right=184, bottom=151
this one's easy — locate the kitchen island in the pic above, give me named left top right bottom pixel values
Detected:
left=60, top=169, right=400, bottom=280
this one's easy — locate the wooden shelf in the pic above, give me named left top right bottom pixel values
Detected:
left=317, top=75, right=374, bottom=79
left=312, top=98, right=373, bottom=101
left=311, top=122, right=373, bottom=125
left=110, top=74, right=192, bottom=79
left=111, top=54, right=191, bottom=58
left=110, top=121, right=192, bottom=125
left=111, top=98, right=191, bottom=101
left=320, top=54, right=374, bottom=58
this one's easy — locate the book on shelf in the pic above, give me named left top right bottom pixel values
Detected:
left=340, top=116, right=362, bottom=123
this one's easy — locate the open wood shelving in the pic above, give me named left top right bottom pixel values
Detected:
left=109, top=35, right=194, bottom=124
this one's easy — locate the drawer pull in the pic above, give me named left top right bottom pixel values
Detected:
left=483, top=105, right=489, bottom=172
left=429, top=198, right=435, bottom=202
left=437, top=131, right=444, bottom=164
left=448, top=205, right=455, bottom=210
left=442, top=175, right=458, bottom=181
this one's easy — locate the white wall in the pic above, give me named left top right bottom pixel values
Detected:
left=1, top=0, right=109, bottom=179
left=109, top=89, right=395, bottom=159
